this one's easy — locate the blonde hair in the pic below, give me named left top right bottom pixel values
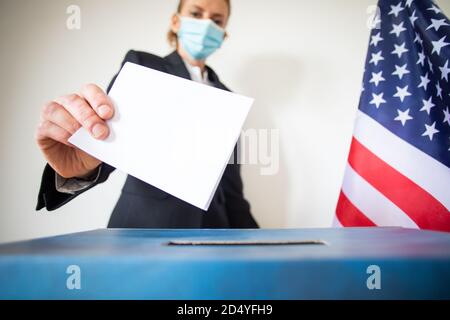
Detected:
left=167, top=0, right=231, bottom=47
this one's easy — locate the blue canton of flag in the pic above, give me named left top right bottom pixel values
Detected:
left=360, top=0, right=450, bottom=167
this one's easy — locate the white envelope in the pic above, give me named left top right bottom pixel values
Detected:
left=69, top=62, right=253, bottom=210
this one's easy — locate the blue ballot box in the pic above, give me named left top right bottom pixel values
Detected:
left=0, top=228, right=449, bottom=300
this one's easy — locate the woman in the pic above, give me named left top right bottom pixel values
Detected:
left=35, top=0, right=258, bottom=229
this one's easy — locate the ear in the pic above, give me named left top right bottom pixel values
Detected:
left=170, top=14, right=181, bottom=34
left=224, top=31, right=229, bottom=41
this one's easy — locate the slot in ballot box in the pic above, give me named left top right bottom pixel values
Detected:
left=0, top=228, right=449, bottom=300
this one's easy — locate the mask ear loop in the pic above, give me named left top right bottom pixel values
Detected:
left=175, top=14, right=182, bottom=35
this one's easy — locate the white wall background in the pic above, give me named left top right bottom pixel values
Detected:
left=1, top=0, right=448, bottom=243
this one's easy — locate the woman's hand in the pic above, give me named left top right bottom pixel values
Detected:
left=36, top=84, right=114, bottom=179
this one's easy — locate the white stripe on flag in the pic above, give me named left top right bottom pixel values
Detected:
left=353, top=110, right=450, bottom=210
left=342, top=163, right=419, bottom=228
left=342, top=164, right=419, bottom=229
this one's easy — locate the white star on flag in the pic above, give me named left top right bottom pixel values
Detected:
left=370, top=71, right=386, bottom=86
left=370, top=51, right=385, bottom=65
left=370, top=92, right=386, bottom=109
left=427, top=18, right=450, bottom=32
left=431, top=36, right=450, bottom=56
left=422, top=122, right=439, bottom=141
left=443, top=108, right=450, bottom=126
left=417, top=51, right=426, bottom=66
left=436, top=82, right=443, bottom=99
left=414, top=32, right=423, bottom=45
left=371, top=33, right=384, bottom=47
left=439, top=60, right=450, bottom=81
left=392, top=42, right=409, bottom=58
left=420, top=97, right=435, bottom=115
left=428, top=58, right=434, bottom=73
left=391, top=22, right=407, bottom=37
left=394, top=109, right=413, bottom=126
left=393, top=85, right=411, bottom=102
left=427, top=5, right=441, bottom=15
left=392, top=64, right=410, bottom=79
left=418, top=73, right=431, bottom=90
left=409, top=10, right=418, bottom=25
left=389, top=3, right=404, bottom=17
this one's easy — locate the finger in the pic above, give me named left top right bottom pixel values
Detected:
left=54, top=94, right=109, bottom=140
left=41, top=102, right=81, bottom=135
left=79, top=83, right=114, bottom=120
left=36, top=120, right=73, bottom=147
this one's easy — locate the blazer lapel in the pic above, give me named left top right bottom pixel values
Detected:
left=164, top=51, right=192, bottom=80
left=206, top=66, right=229, bottom=91
left=164, top=51, right=230, bottom=92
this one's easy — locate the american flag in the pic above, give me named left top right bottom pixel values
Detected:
left=335, top=0, right=450, bottom=232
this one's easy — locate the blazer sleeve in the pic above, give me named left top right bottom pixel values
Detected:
left=222, top=149, right=259, bottom=228
left=36, top=50, right=141, bottom=211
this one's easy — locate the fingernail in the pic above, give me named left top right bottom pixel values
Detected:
left=92, top=124, right=108, bottom=139
left=98, top=105, right=111, bottom=118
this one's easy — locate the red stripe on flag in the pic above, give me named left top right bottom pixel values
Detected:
left=336, top=191, right=376, bottom=227
left=348, top=137, right=450, bottom=232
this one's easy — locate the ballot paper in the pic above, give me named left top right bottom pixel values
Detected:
left=69, top=62, right=253, bottom=210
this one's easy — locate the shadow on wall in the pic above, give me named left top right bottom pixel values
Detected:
left=235, top=53, right=302, bottom=228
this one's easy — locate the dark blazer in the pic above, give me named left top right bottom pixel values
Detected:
left=36, top=50, right=258, bottom=229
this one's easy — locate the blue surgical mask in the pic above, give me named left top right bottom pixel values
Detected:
left=177, top=16, right=225, bottom=61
